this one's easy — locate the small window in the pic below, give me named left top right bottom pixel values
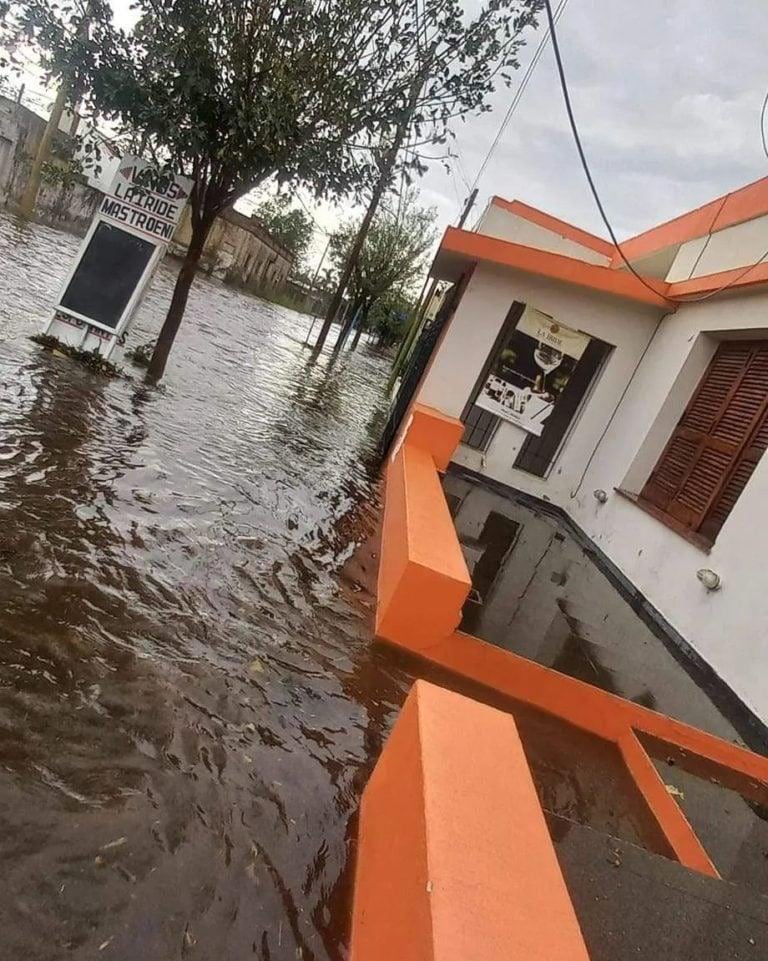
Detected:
left=460, top=301, right=610, bottom=474
left=640, top=340, right=768, bottom=544
left=461, top=404, right=499, bottom=451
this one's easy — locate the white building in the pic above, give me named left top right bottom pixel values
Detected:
left=406, top=178, right=768, bottom=725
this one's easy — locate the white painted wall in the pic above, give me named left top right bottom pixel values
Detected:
left=419, top=254, right=768, bottom=722
left=568, top=288, right=768, bottom=723
left=418, top=261, right=663, bottom=508
left=476, top=204, right=611, bottom=266
left=666, top=213, right=768, bottom=281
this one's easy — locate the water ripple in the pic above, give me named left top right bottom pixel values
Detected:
left=0, top=213, right=410, bottom=960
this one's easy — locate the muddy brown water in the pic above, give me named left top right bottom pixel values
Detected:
left=0, top=214, right=413, bottom=960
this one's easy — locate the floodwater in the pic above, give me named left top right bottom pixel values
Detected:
left=0, top=214, right=411, bottom=960
left=3, top=215, right=766, bottom=959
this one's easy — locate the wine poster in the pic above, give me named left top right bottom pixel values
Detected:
left=475, top=307, right=590, bottom=436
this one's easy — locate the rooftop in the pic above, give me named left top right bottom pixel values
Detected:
left=430, top=176, right=768, bottom=307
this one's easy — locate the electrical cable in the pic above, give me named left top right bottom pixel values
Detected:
left=761, top=84, right=768, bottom=161
left=545, top=0, right=768, bottom=305
left=543, top=0, right=666, bottom=299
left=684, top=194, right=728, bottom=281
left=468, top=0, right=571, bottom=194
left=294, top=191, right=332, bottom=237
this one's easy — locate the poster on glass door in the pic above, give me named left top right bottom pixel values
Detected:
left=475, top=307, right=590, bottom=436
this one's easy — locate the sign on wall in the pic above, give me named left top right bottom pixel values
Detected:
left=42, top=156, right=193, bottom=360
left=475, top=307, right=590, bottom=436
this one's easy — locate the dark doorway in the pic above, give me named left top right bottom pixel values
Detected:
left=461, top=301, right=611, bottom=476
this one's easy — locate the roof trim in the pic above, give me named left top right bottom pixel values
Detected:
left=614, top=176, right=768, bottom=268
left=437, top=227, right=672, bottom=308
left=491, top=196, right=616, bottom=258
left=667, top=260, right=768, bottom=300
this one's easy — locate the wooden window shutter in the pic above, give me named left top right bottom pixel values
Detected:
left=641, top=341, right=768, bottom=542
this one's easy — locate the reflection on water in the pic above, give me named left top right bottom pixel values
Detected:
left=0, top=214, right=411, bottom=960
left=445, top=470, right=745, bottom=742
left=445, top=468, right=768, bottom=892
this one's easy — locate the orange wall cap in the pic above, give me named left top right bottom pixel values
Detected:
left=350, top=680, right=592, bottom=961
left=407, top=403, right=464, bottom=472
left=440, top=226, right=671, bottom=308
left=668, top=259, right=768, bottom=299
left=614, top=175, right=768, bottom=267
left=375, top=442, right=470, bottom=650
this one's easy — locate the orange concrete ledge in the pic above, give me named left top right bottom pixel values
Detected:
left=373, top=404, right=768, bottom=880
left=376, top=440, right=470, bottom=650
left=350, top=680, right=591, bottom=961
left=402, top=403, right=465, bottom=473
left=435, top=226, right=672, bottom=307
left=376, top=405, right=470, bottom=651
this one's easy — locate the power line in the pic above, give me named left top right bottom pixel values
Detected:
left=294, top=191, right=332, bottom=237
left=542, top=0, right=666, bottom=299
left=676, top=248, right=768, bottom=303
left=761, top=84, right=768, bottom=161
left=454, top=151, right=472, bottom=193
left=468, top=0, right=571, bottom=194
left=545, top=0, right=768, bottom=305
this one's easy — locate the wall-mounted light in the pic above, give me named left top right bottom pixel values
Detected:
left=696, top=569, right=721, bottom=592
left=593, top=489, right=608, bottom=504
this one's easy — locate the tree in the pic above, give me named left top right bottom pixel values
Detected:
left=250, top=193, right=315, bottom=271
left=368, top=288, right=414, bottom=349
left=330, top=188, right=437, bottom=349
left=3, top=0, right=543, bottom=379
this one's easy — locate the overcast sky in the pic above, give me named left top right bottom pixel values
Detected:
left=419, top=0, right=768, bottom=241
left=11, top=0, right=768, bottom=265
left=303, top=0, right=768, bottom=266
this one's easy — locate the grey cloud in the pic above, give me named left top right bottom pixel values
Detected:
left=421, top=0, right=768, bottom=243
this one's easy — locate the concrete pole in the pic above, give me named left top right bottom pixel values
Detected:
left=18, top=81, right=69, bottom=219
left=18, top=0, right=94, bottom=219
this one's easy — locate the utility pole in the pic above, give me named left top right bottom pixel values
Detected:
left=303, top=231, right=333, bottom=345
left=312, top=45, right=436, bottom=355
left=388, top=186, right=478, bottom=387
left=18, top=84, right=69, bottom=218
left=18, top=2, right=93, bottom=219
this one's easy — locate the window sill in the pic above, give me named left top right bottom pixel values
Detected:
left=614, top=488, right=712, bottom=554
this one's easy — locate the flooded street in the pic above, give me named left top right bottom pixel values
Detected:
left=0, top=214, right=411, bottom=959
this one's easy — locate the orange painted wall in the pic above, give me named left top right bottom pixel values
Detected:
left=349, top=680, right=591, bottom=961
left=376, top=405, right=470, bottom=650
left=406, top=404, right=465, bottom=473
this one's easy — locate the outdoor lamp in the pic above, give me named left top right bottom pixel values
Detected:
left=696, top=569, right=722, bottom=592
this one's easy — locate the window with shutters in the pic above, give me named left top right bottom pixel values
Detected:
left=640, top=340, right=768, bottom=545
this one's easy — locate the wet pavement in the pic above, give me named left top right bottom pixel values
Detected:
left=0, top=213, right=412, bottom=960
left=443, top=468, right=768, bottom=895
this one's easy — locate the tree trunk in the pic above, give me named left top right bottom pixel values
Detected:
left=312, top=53, right=433, bottom=355
left=146, top=217, right=212, bottom=381
left=350, top=299, right=372, bottom=351
left=350, top=322, right=364, bottom=351
left=334, top=292, right=363, bottom=351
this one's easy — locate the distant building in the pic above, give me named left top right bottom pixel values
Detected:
left=0, top=93, right=101, bottom=233
left=170, top=205, right=293, bottom=291
left=0, top=93, right=292, bottom=292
